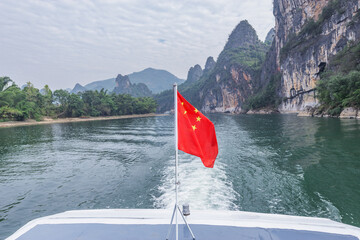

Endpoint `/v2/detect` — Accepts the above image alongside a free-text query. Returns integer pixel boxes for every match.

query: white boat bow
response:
[6,209,360,240]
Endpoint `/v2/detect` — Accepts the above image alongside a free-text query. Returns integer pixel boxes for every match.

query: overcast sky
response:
[0,0,274,90]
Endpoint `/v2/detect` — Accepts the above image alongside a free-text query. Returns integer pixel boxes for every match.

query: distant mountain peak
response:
[143,67,156,71]
[186,64,203,83]
[224,20,260,50]
[69,68,183,95]
[71,83,86,94]
[204,56,216,73]
[140,67,165,73]
[83,77,115,92]
[114,74,152,97]
[128,68,184,93]
[115,74,131,89]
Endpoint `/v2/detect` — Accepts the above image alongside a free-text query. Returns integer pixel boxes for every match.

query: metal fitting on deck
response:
[182,203,190,216]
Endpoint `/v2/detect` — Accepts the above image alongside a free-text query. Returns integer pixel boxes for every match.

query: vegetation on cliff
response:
[218,45,267,72]
[280,0,356,61]
[317,42,360,115]
[155,20,270,113]
[216,20,269,74]
[156,1,359,114]
[244,73,282,111]
[0,77,157,121]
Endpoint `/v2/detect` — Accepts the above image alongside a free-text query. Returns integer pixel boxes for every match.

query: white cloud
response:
[0,0,274,90]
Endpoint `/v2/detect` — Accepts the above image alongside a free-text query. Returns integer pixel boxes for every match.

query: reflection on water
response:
[0,115,360,239]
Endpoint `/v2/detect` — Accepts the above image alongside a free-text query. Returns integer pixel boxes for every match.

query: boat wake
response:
[154,152,238,210]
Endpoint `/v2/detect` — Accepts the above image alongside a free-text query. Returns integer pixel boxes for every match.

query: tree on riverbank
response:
[0,76,13,92]
[0,78,157,121]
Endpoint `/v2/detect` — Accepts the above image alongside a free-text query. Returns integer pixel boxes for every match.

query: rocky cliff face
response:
[274,0,360,112]
[155,56,217,113]
[154,21,271,113]
[185,56,216,84]
[199,20,269,113]
[113,74,152,97]
[265,28,275,44]
[155,1,360,114]
[204,56,216,74]
[115,74,131,90]
[186,64,203,84]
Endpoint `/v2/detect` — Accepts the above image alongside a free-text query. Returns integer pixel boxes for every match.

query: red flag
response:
[177,91,218,168]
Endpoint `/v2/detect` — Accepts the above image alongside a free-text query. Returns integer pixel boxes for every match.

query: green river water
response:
[0,114,359,238]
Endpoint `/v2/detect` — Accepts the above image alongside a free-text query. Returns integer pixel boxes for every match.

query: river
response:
[0,114,360,238]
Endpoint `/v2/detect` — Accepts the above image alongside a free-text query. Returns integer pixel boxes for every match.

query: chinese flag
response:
[177,91,218,168]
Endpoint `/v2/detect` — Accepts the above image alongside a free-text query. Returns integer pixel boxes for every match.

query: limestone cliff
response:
[155,21,270,113]
[156,1,360,114]
[199,20,269,113]
[186,64,203,84]
[154,56,217,113]
[113,74,152,97]
[265,28,275,44]
[274,0,360,112]
[204,56,216,74]
[185,56,216,84]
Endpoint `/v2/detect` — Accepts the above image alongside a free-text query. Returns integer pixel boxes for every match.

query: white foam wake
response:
[154,153,239,210]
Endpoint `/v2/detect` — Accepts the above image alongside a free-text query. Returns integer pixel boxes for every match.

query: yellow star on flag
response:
[196,116,201,122]
[181,102,184,105]
[192,125,197,131]
[184,110,187,114]
[194,108,199,113]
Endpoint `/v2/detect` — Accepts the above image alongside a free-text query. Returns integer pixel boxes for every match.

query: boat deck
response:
[7,209,360,240]
[16,223,359,240]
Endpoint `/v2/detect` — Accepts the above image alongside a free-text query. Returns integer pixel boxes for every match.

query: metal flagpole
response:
[166,83,195,240]
[174,83,179,240]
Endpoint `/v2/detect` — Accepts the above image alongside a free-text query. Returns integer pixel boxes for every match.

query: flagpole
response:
[165,84,195,240]
[173,83,178,240]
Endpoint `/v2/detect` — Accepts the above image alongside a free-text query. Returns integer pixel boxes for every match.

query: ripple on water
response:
[1,114,359,239]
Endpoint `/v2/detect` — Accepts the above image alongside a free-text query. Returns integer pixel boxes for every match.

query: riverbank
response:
[244,107,360,119]
[0,113,168,128]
